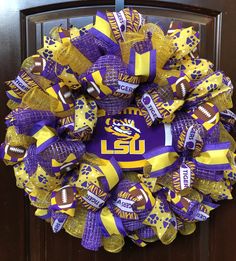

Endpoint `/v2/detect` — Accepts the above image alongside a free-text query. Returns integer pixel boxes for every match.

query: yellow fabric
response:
[100,207,121,236]
[32,126,57,148]
[99,159,120,190]
[145,151,179,174]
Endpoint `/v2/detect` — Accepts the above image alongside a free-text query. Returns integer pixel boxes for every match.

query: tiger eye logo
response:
[101,118,145,155]
[105,118,141,141]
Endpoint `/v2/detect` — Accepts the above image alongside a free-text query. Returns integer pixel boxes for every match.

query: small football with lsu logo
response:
[6,144,26,159]
[192,102,218,124]
[54,186,75,210]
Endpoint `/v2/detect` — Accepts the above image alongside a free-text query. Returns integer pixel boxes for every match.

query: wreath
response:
[1,7,236,253]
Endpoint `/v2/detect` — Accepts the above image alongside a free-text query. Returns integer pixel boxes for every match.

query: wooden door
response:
[0,1,235,260]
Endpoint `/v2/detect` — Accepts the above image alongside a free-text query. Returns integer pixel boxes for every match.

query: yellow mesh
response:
[22,87,59,112]
[179,222,196,235]
[186,189,203,202]
[193,178,232,201]
[139,23,164,37]
[102,234,124,253]
[64,206,88,238]
[209,91,233,112]
[160,224,177,245]
[124,172,140,182]
[7,100,19,110]
[29,188,51,209]
[152,38,174,69]
[29,165,62,191]
[155,69,180,87]
[142,236,158,243]
[54,42,92,75]
[21,56,34,71]
[5,126,35,148]
[120,32,144,64]
[14,162,29,189]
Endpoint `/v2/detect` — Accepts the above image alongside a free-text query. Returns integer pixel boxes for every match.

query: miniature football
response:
[5,144,26,159]
[54,186,75,210]
[129,188,148,208]
[58,84,74,104]
[175,76,191,99]
[192,102,218,124]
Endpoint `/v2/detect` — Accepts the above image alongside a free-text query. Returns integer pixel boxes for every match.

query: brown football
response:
[32,56,45,74]
[175,77,191,99]
[167,21,181,35]
[6,144,26,158]
[189,47,199,59]
[192,103,218,124]
[129,188,148,208]
[54,186,75,210]
[86,82,100,98]
[58,85,74,104]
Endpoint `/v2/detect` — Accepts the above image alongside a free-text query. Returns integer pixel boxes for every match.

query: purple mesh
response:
[157,85,174,101]
[195,169,224,181]
[81,211,102,251]
[94,37,110,55]
[41,59,64,83]
[24,144,38,176]
[71,32,102,63]
[38,140,85,175]
[96,95,132,115]
[133,39,153,54]
[84,55,126,86]
[5,108,56,135]
[171,111,220,148]
[170,200,200,221]
[222,122,232,132]
[137,226,156,239]
[81,55,132,115]
[110,179,150,231]
[123,219,145,232]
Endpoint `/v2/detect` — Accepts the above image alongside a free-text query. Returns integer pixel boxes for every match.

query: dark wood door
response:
[0,1,235,260]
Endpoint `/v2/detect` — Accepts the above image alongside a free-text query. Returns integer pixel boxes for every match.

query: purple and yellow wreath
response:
[1,7,236,253]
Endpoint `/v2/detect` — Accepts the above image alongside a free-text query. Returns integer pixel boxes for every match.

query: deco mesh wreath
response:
[1,7,236,253]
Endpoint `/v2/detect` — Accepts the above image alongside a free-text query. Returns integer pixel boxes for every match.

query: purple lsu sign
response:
[85,107,172,170]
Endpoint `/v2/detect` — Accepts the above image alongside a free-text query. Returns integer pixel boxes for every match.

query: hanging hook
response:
[115,0,125,12]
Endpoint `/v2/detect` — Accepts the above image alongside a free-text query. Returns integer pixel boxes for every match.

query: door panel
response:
[0,1,235,261]
[22,4,221,67]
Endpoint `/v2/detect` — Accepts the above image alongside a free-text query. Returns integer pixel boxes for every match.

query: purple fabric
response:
[81,55,133,115]
[171,111,220,152]
[41,59,64,83]
[71,32,102,63]
[195,169,224,181]
[38,140,85,175]
[24,144,38,176]
[5,108,56,135]
[133,40,153,54]
[137,226,156,239]
[81,211,102,251]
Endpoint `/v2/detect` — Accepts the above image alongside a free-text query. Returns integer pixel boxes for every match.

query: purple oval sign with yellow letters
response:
[85,107,173,170]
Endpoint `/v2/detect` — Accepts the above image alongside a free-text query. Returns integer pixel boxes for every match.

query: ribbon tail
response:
[144,146,179,177]
[194,142,231,170]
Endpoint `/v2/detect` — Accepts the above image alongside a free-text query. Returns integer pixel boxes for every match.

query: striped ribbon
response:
[128,48,156,82]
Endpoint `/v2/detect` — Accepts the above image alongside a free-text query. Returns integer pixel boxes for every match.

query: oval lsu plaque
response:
[85,107,173,170]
